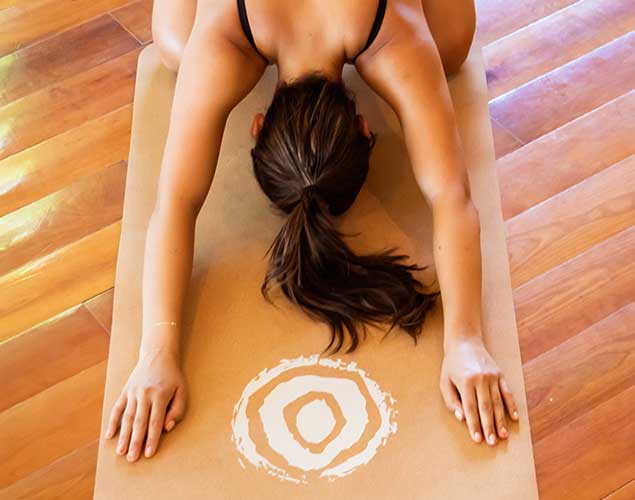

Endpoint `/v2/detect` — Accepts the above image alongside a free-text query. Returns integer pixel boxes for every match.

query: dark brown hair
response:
[251,71,439,355]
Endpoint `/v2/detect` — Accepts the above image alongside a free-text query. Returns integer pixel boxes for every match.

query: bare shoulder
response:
[353,0,445,122]
[183,0,268,113]
[194,0,269,65]
[352,0,469,200]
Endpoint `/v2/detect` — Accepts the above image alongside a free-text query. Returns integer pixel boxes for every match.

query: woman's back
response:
[195,0,394,80]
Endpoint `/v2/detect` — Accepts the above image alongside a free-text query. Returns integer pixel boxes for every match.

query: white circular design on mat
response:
[230,354,398,484]
[295,398,335,443]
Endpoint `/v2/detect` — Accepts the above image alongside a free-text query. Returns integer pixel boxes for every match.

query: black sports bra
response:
[237,0,387,65]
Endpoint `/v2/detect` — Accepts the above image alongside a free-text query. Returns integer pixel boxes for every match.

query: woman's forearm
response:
[430,190,484,352]
[140,203,198,359]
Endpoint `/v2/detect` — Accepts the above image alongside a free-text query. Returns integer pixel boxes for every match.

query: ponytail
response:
[261,184,440,355]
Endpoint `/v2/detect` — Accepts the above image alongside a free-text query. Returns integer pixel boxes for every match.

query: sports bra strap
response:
[351,0,387,64]
[237,0,270,64]
[236,0,387,66]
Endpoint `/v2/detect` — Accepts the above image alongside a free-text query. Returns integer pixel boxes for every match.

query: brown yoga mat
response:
[93,43,539,499]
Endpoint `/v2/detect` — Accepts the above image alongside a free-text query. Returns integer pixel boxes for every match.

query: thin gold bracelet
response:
[154,321,177,327]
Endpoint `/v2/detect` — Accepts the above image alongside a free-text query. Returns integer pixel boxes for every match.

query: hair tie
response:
[302,184,321,197]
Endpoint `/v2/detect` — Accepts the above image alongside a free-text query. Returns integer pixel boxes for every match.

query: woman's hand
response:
[440,335,518,446]
[104,347,188,462]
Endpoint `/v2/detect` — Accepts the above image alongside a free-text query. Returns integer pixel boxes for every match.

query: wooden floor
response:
[0,1,633,498]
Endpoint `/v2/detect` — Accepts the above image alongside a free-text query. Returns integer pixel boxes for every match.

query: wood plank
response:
[110,0,154,44]
[84,288,115,335]
[0,303,109,412]
[0,361,107,489]
[603,480,635,500]
[0,46,140,161]
[475,0,578,45]
[506,155,635,287]
[0,440,98,500]
[0,15,139,106]
[0,0,130,57]
[0,161,126,275]
[533,384,635,500]
[491,117,524,158]
[0,221,121,343]
[0,105,132,216]
[489,32,635,149]
[484,0,635,99]
[513,226,635,363]
[524,303,635,443]
[497,90,635,220]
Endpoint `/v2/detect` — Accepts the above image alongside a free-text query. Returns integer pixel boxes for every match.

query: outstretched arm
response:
[355,6,518,446]
[140,20,264,359]
[104,16,265,462]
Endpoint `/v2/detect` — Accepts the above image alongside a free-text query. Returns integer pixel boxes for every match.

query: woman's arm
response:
[355,7,518,446]
[140,23,265,358]
[105,16,266,462]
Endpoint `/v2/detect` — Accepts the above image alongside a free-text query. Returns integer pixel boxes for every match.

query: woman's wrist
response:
[139,324,182,360]
[139,344,180,360]
[443,326,484,353]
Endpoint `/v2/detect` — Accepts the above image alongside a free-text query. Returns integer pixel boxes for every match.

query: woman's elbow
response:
[431,182,481,227]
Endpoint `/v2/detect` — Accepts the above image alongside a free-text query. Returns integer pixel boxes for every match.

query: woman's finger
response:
[145,394,170,458]
[476,380,497,446]
[440,375,464,421]
[490,379,508,440]
[127,395,151,462]
[116,397,137,456]
[105,393,127,439]
[164,385,187,432]
[458,384,482,443]
[499,376,519,421]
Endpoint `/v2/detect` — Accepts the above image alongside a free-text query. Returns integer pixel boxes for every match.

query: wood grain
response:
[0,161,126,275]
[0,303,109,412]
[506,155,635,287]
[0,361,107,488]
[84,288,115,335]
[0,221,121,343]
[497,90,635,220]
[475,0,578,45]
[484,0,635,99]
[0,46,140,161]
[513,226,635,363]
[0,0,131,56]
[533,384,635,500]
[490,31,635,150]
[0,15,139,106]
[0,105,132,216]
[0,440,99,500]
[110,0,154,44]
[491,117,524,158]
[524,303,635,443]
[603,480,635,500]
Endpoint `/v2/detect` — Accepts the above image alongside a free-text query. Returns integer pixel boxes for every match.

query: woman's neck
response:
[276,54,344,87]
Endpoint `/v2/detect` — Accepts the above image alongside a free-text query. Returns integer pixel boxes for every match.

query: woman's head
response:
[251,71,374,217]
[250,71,439,355]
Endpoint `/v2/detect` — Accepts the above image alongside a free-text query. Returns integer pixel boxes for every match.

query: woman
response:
[104,0,520,463]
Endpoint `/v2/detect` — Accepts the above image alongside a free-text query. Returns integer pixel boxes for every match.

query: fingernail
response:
[127,451,136,461]
[473,431,481,442]
[145,445,153,457]
[488,433,496,445]
[117,444,125,455]
[454,409,463,421]
[166,420,175,432]
[500,427,508,437]
[513,410,519,420]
